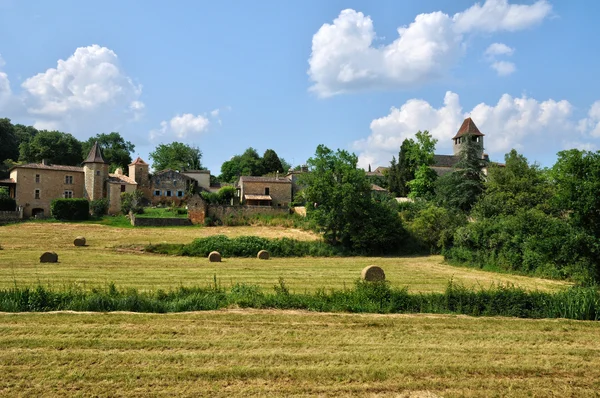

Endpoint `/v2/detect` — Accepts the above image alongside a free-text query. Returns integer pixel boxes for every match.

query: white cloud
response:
[150,113,210,141]
[485,43,514,57]
[490,61,516,76]
[578,101,600,138]
[15,45,143,135]
[308,1,551,96]
[210,109,220,117]
[453,0,552,33]
[354,91,580,168]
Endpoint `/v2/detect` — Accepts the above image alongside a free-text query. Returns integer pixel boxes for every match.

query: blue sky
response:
[1,0,599,173]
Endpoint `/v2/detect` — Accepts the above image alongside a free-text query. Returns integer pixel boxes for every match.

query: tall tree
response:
[388,131,437,197]
[82,132,135,173]
[435,133,485,212]
[149,142,203,171]
[551,149,600,238]
[219,147,265,182]
[19,130,83,166]
[300,145,404,253]
[261,149,285,174]
[0,118,18,164]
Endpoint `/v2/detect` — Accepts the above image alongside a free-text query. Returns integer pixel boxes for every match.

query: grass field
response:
[2,310,600,397]
[0,223,567,293]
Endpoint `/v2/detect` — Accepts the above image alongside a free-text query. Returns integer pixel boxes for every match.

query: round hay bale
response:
[361,265,385,282]
[208,251,221,262]
[257,250,270,260]
[40,251,58,263]
[73,236,86,247]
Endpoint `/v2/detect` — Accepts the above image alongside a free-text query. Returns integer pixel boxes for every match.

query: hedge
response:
[0,197,16,211]
[50,198,90,220]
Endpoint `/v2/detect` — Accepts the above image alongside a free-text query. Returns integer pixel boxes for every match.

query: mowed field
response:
[0,222,567,293]
[2,310,600,397]
[1,222,595,397]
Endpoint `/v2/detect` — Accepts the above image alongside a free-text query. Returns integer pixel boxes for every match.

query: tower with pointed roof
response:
[83,141,109,201]
[129,157,151,198]
[452,117,485,157]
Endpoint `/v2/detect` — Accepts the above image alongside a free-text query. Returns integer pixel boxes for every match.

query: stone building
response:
[237,175,292,207]
[5,142,136,217]
[128,157,151,199]
[6,162,85,218]
[150,169,196,206]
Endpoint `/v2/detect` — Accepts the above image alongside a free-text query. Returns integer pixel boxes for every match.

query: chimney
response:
[41,159,49,166]
[276,171,279,180]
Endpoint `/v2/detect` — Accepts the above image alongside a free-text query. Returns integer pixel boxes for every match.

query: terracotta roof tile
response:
[129,157,148,166]
[239,176,291,183]
[83,141,107,164]
[108,174,137,184]
[9,163,84,172]
[452,117,484,139]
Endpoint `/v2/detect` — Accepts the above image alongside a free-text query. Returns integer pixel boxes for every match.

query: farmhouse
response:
[237,175,292,207]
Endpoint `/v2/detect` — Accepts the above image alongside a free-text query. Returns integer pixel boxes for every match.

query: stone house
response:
[150,169,196,206]
[5,142,136,218]
[237,175,292,207]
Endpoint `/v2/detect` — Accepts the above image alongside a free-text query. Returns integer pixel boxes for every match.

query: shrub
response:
[121,190,144,215]
[50,198,89,220]
[0,197,16,211]
[90,198,109,217]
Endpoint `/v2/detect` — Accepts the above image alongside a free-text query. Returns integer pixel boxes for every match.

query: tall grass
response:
[1,281,598,320]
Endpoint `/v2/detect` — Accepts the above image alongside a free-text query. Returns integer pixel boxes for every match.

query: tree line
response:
[0,118,290,180]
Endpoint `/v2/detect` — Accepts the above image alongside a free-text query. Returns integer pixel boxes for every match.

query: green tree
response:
[0,118,18,165]
[473,150,553,218]
[82,132,135,173]
[219,147,265,182]
[551,149,600,237]
[300,145,404,253]
[261,149,285,174]
[149,142,203,171]
[408,164,438,200]
[19,130,83,166]
[388,131,437,197]
[435,133,485,212]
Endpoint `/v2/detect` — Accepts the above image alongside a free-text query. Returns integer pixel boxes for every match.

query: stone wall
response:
[130,213,192,227]
[242,180,292,207]
[150,170,193,206]
[0,208,23,223]
[187,194,207,225]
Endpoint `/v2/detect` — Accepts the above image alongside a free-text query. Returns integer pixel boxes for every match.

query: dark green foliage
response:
[0,118,18,168]
[301,145,405,254]
[435,133,485,212]
[201,186,236,205]
[81,133,135,173]
[90,198,110,217]
[121,190,145,215]
[19,130,83,166]
[1,281,599,321]
[219,147,264,182]
[50,198,89,220]
[0,196,16,211]
[147,235,344,257]
[387,131,437,197]
[262,149,285,174]
[149,142,203,171]
[405,204,467,253]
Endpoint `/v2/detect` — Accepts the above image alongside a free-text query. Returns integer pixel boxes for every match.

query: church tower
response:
[452,117,485,157]
[83,142,109,201]
[129,157,151,198]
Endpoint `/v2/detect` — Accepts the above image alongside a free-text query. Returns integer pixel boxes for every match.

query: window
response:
[177,190,184,197]
[265,187,270,195]
[65,175,73,184]
[64,190,73,198]
[154,190,161,196]
[173,180,177,186]
[35,189,40,199]
[96,170,100,176]
[35,174,40,183]
[166,190,172,197]
[121,185,126,193]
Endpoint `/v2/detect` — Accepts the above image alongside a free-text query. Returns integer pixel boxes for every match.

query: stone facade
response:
[238,176,292,207]
[187,194,290,225]
[182,170,211,190]
[128,157,152,199]
[107,170,137,215]
[83,162,109,201]
[10,165,85,218]
[150,170,195,206]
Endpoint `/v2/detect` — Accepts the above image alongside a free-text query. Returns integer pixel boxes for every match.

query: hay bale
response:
[208,251,221,262]
[361,265,385,282]
[73,236,86,247]
[257,250,270,260]
[40,252,58,263]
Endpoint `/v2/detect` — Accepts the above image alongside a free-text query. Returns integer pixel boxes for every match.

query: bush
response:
[50,198,89,220]
[121,190,144,215]
[90,198,109,217]
[0,197,16,211]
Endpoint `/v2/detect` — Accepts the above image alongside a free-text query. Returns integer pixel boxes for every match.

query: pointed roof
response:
[452,117,484,139]
[83,141,107,164]
[129,157,148,166]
